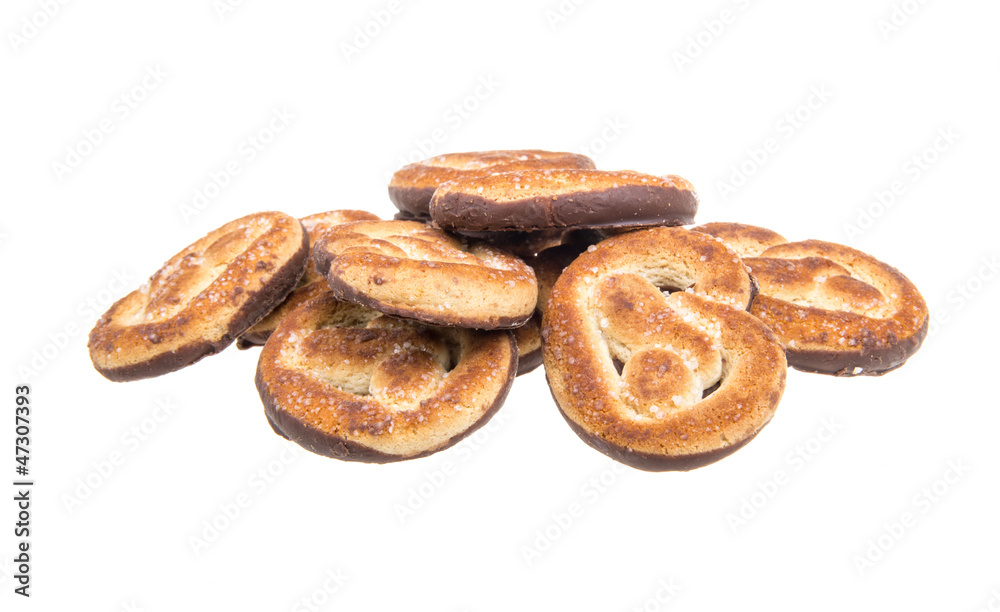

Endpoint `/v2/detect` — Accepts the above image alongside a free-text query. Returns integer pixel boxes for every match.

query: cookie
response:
[237,209,379,348]
[89,212,308,381]
[542,227,786,471]
[393,209,429,222]
[453,228,605,259]
[694,222,929,376]
[256,291,516,462]
[513,242,593,376]
[429,169,698,232]
[389,150,595,218]
[312,220,537,329]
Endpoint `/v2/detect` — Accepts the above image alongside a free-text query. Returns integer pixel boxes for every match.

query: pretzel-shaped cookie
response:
[256,291,516,462]
[89,212,308,381]
[389,150,595,218]
[693,222,928,376]
[237,209,379,348]
[313,220,537,329]
[430,169,698,232]
[542,227,786,471]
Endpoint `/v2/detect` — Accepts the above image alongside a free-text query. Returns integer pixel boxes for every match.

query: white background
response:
[3,0,999,610]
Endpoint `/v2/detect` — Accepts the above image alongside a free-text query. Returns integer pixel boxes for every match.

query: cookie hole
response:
[432,328,462,373]
[443,343,459,373]
[656,282,691,295]
[702,380,721,398]
[611,358,625,376]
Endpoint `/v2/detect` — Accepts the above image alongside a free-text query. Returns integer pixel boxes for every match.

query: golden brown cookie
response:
[256,292,516,462]
[89,212,308,381]
[542,227,786,471]
[693,222,928,376]
[389,150,595,218]
[430,169,698,232]
[312,220,537,329]
[237,209,379,348]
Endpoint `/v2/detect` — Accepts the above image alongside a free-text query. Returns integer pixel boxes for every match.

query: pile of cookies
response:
[88,150,929,471]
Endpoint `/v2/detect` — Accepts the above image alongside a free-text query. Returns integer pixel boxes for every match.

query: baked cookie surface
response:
[694,222,928,376]
[237,209,379,348]
[89,211,308,381]
[542,227,786,471]
[256,292,516,462]
[313,220,537,329]
[389,149,595,218]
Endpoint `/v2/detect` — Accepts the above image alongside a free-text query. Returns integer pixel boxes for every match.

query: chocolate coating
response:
[433,183,697,232]
[554,396,761,472]
[787,316,928,376]
[388,150,595,217]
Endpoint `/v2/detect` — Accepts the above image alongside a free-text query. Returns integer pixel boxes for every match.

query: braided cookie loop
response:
[256,292,516,462]
[542,227,786,471]
[430,169,698,233]
[694,222,928,376]
[313,220,537,329]
[88,211,308,381]
[389,149,595,218]
[237,209,379,348]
